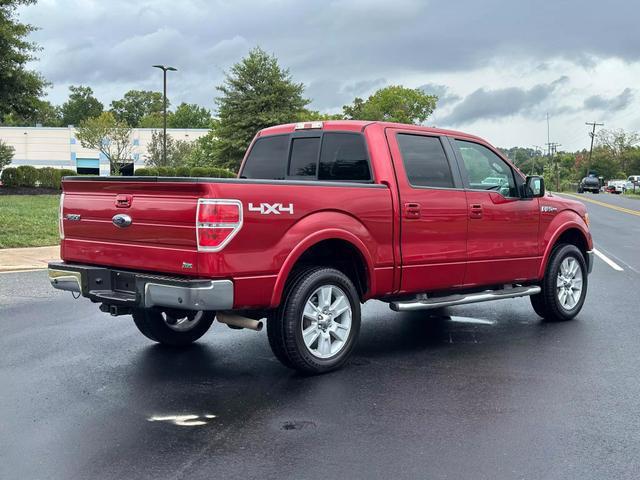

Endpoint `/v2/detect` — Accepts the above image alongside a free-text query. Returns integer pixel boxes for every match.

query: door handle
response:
[469,203,483,219]
[403,202,421,219]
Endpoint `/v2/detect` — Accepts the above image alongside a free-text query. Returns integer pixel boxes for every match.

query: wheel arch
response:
[538,221,592,279]
[270,230,375,308]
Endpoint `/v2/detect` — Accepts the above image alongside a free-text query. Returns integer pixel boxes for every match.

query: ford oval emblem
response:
[112,213,132,228]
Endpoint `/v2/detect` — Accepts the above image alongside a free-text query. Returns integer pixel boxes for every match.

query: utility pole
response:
[585,121,604,176]
[152,65,177,166]
[546,142,561,191]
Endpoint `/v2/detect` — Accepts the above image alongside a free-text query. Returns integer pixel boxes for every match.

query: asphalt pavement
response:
[1,192,639,480]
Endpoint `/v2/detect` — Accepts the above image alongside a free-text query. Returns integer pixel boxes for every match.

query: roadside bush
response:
[189,167,208,177]
[16,165,38,187]
[37,167,58,188]
[189,166,235,178]
[1,167,19,187]
[175,166,191,177]
[156,166,176,176]
[208,167,236,178]
[135,168,152,176]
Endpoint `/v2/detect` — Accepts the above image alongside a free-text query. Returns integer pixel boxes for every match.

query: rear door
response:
[386,129,468,293]
[450,138,540,287]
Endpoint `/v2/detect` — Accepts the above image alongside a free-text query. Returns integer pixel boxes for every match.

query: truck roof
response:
[258,120,486,143]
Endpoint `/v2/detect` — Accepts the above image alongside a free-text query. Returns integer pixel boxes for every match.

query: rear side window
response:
[397,134,454,188]
[289,137,320,177]
[319,133,371,181]
[241,135,288,179]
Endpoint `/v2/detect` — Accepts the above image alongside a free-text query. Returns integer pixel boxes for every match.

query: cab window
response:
[455,140,517,197]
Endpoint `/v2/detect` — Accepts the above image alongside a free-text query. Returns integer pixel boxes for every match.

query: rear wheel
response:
[530,244,588,322]
[267,267,361,374]
[132,308,214,346]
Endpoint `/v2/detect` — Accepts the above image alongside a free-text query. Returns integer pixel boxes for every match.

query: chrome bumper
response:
[48,263,233,311]
[587,250,594,274]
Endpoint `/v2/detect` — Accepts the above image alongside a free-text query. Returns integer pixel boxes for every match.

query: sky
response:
[20,0,639,150]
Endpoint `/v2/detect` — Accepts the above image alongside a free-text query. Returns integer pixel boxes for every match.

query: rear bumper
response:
[48,262,233,311]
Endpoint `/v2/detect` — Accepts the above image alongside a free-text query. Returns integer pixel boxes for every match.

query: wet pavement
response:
[1,194,639,479]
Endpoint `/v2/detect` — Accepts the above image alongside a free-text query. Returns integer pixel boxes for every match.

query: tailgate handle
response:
[115,194,132,208]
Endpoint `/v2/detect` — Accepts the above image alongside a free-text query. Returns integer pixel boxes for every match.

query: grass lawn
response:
[0,195,60,248]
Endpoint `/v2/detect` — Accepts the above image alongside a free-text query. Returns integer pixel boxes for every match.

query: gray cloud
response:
[19,0,640,112]
[584,88,633,111]
[441,77,569,125]
[419,83,461,108]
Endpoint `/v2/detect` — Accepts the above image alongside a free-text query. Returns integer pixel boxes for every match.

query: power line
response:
[585,121,604,176]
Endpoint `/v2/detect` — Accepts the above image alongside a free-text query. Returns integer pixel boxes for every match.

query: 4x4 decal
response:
[248,203,294,215]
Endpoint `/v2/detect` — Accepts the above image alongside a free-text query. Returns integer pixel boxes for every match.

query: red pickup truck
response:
[49,120,593,373]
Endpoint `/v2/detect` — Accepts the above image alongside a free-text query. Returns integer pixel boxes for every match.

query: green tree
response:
[75,112,132,175]
[110,90,165,127]
[0,140,15,170]
[342,85,437,124]
[61,85,103,126]
[2,99,61,126]
[213,47,310,170]
[0,0,48,121]
[138,112,165,128]
[168,102,213,129]
[144,130,195,167]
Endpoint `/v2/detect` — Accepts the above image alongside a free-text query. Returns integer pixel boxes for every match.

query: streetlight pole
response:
[152,65,177,166]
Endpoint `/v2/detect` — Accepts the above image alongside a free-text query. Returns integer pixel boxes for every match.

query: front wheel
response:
[267,267,361,374]
[132,308,214,346]
[530,244,588,321]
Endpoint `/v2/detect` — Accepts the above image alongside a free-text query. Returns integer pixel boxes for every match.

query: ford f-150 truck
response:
[49,120,594,373]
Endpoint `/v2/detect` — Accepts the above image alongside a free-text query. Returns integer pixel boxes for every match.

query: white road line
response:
[593,248,624,272]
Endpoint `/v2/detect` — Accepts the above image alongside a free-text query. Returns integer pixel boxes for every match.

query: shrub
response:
[135,168,152,176]
[188,166,235,178]
[189,167,208,177]
[16,165,39,187]
[156,166,176,177]
[175,166,191,177]
[37,167,58,188]
[1,167,19,187]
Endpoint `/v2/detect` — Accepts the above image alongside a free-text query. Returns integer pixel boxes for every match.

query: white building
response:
[0,126,209,175]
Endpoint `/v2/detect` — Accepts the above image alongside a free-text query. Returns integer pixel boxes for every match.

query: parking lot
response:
[1,192,639,480]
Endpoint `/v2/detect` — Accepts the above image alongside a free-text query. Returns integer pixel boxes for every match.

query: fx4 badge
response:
[248,203,294,215]
[541,205,558,213]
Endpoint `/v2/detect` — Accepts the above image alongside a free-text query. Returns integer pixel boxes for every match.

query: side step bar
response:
[390,286,541,312]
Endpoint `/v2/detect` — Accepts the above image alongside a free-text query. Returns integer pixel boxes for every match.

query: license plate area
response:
[113,271,136,293]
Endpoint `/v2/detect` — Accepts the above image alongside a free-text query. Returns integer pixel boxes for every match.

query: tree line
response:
[1,0,638,183]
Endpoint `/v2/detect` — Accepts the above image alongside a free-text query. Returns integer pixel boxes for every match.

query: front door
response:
[386,129,468,294]
[452,138,540,287]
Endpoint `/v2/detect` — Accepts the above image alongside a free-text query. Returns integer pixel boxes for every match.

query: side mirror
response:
[525,176,545,198]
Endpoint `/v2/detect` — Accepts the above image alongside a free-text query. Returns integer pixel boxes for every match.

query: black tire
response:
[577,187,583,193]
[266,268,311,369]
[530,244,588,322]
[132,308,214,346]
[267,266,361,374]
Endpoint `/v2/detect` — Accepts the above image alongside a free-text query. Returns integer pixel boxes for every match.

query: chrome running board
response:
[390,286,541,312]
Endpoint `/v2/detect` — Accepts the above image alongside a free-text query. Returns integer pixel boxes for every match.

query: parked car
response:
[607,179,627,194]
[578,174,600,193]
[49,120,594,373]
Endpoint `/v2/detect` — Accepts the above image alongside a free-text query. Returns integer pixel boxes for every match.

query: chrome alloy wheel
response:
[301,285,353,359]
[556,257,583,310]
[162,311,203,332]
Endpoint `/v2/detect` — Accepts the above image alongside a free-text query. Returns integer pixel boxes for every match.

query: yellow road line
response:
[559,193,640,217]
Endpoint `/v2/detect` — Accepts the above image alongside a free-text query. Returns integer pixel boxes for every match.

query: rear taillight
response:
[59,193,65,240]
[196,199,243,252]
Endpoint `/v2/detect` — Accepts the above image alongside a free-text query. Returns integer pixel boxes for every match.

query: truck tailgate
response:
[61,179,207,276]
